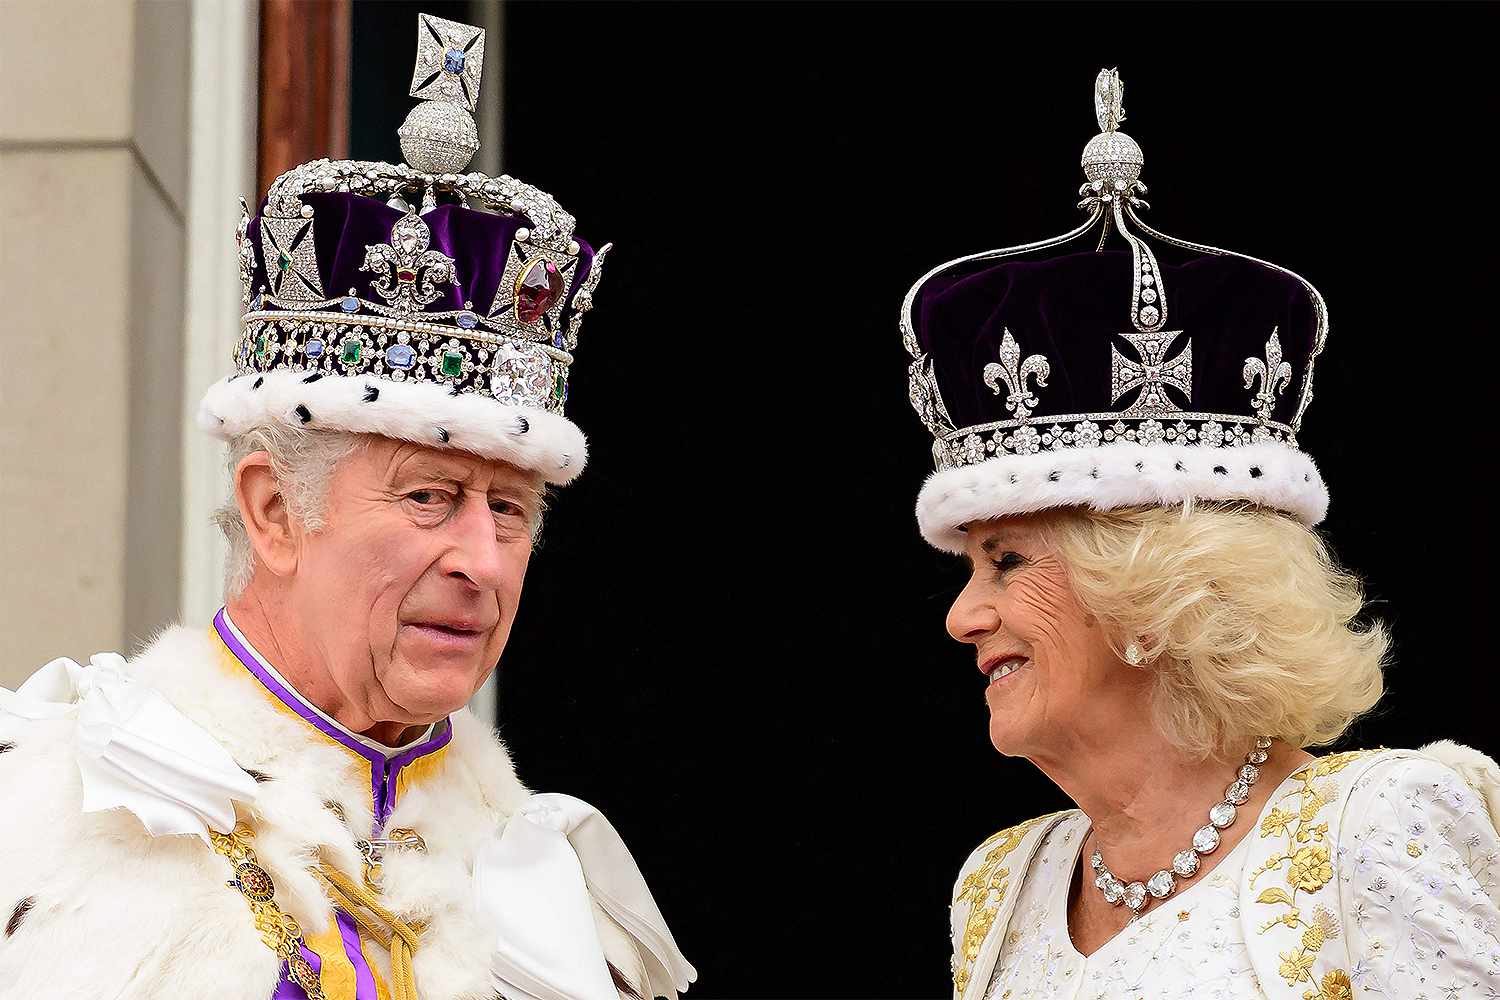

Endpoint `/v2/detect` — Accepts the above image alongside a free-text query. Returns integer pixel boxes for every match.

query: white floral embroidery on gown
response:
[982,813,1263,1000]
[981,756,1500,1000]
[1338,755,1500,998]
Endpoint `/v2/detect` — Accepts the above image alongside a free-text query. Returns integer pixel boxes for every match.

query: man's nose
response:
[439,496,509,591]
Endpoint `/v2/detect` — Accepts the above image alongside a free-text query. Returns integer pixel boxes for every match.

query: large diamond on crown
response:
[489,342,555,408]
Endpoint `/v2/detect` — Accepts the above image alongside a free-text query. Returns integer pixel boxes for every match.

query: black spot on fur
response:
[0,741,13,754]
[1090,468,1099,479]
[6,897,34,938]
[1249,466,1263,479]
[1304,473,1311,482]
[1213,465,1228,476]
[1047,471,1060,482]
[363,385,379,402]
[1007,474,1018,485]
[243,768,273,783]
[302,372,324,384]
[515,416,529,434]
[436,426,450,443]
[253,376,264,390]
[1134,461,1144,472]
[1174,461,1185,472]
[449,384,462,396]
[295,404,313,424]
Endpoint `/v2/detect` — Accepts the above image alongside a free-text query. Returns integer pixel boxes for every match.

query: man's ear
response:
[235,451,299,579]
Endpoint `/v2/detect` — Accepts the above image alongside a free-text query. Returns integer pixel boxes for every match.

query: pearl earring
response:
[1124,642,1143,666]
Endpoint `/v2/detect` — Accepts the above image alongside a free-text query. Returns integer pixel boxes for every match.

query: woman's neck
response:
[1028,729,1308,879]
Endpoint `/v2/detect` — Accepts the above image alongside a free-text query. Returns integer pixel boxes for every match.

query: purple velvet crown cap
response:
[911,250,1319,433]
[245,192,596,322]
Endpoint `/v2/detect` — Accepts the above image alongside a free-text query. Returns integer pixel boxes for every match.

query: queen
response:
[901,70,1500,999]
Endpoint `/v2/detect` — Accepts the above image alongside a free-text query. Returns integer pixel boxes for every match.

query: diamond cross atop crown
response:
[398,13,486,175]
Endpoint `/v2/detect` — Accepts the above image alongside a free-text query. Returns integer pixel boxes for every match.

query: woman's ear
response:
[235,451,299,579]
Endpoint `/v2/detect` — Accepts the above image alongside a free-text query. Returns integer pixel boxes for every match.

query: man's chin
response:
[385,653,492,718]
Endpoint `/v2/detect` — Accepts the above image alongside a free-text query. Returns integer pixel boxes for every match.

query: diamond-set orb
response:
[1089,737,1273,917]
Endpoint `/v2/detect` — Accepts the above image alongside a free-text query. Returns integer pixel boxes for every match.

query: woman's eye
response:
[993,551,1026,572]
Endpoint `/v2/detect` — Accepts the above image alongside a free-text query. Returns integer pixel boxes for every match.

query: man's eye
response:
[489,498,523,517]
[408,490,449,505]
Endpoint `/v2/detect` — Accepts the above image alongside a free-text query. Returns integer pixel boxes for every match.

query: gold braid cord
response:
[210,825,328,999]
[211,827,426,1000]
[315,861,425,1000]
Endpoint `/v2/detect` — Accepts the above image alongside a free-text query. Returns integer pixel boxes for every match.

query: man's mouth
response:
[979,656,1029,686]
[403,620,490,645]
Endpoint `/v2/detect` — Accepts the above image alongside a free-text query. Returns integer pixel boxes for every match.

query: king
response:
[0,14,693,1000]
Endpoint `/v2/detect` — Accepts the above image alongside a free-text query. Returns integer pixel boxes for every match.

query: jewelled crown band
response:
[901,69,1332,549]
[202,13,607,484]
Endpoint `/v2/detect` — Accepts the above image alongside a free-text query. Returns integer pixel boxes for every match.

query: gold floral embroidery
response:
[1250,749,1385,996]
[951,814,1057,996]
[1287,845,1333,893]
[1304,969,1353,1000]
[1405,840,1422,858]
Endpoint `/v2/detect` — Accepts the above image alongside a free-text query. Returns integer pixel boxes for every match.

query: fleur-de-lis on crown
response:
[361,212,457,315]
[1243,328,1294,422]
[983,329,1050,421]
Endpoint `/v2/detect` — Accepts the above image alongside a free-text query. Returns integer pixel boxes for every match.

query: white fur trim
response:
[198,371,586,485]
[1419,740,1500,829]
[0,625,649,998]
[916,440,1329,553]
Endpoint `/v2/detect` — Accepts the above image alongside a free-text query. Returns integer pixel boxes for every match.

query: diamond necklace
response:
[1088,736,1273,916]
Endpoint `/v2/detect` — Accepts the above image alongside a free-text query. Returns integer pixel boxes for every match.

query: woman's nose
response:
[946,578,1001,644]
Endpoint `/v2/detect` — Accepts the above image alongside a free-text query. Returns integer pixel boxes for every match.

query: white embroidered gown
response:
[971,752,1500,1000]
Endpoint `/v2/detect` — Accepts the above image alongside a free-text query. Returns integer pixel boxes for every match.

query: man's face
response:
[289,439,541,727]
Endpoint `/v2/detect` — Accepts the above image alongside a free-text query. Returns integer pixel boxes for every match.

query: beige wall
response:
[1,1,191,681]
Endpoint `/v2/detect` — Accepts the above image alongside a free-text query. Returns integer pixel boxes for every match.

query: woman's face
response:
[946,515,1149,760]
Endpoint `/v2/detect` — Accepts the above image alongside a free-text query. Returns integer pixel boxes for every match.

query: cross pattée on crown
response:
[409,13,485,112]
[1110,330,1192,416]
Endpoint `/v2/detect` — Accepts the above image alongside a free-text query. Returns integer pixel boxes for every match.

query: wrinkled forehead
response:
[962,511,1073,555]
[363,436,544,492]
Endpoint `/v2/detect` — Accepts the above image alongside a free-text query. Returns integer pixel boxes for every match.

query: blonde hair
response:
[1045,502,1387,759]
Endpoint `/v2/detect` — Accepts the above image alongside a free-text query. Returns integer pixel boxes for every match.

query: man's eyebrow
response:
[389,461,467,484]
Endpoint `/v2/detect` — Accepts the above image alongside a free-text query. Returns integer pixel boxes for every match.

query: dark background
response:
[353,4,1493,996]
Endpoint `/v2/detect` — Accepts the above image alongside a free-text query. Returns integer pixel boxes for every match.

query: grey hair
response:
[213,427,369,598]
[213,427,548,598]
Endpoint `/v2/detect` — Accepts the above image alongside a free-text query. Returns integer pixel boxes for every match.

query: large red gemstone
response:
[514,259,564,325]
[396,268,417,283]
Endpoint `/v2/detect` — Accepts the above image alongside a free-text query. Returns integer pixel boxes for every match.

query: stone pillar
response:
[0,1,197,681]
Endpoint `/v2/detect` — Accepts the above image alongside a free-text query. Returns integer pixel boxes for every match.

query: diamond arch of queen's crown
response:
[898,66,1328,472]
[230,13,612,417]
